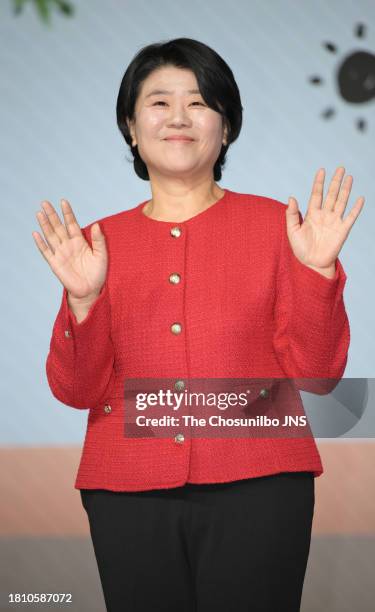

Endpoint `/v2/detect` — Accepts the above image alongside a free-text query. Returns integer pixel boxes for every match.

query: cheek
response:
[138,111,164,134]
[195,115,223,140]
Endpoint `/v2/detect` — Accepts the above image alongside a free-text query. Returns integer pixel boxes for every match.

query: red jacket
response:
[46,188,350,491]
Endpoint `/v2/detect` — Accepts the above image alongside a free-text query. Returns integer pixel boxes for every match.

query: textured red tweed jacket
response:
[46,188,350,492]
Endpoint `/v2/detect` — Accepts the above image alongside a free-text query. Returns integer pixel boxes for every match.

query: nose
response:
[165,102,192,128]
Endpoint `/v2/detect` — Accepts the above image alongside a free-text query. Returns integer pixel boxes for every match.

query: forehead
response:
[139,66,200,98]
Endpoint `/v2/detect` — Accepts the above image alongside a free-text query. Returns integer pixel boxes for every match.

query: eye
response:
[152,101,206,106]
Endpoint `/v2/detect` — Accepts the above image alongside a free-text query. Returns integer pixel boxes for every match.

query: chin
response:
[158,162,199,174]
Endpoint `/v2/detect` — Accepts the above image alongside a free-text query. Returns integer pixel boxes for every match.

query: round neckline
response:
[137,188,230,226]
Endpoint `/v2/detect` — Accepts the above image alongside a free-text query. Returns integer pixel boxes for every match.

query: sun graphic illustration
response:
[309,22,375,132]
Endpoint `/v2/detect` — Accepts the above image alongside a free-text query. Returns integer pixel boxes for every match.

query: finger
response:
[36,205,62,253]
[286,197,302,233]
[335,174,353,217]
[343,196,365,231]
[32,230,55,265]
[60,199,83,239]
[40,200,69,242]
[324,166,346,211]
[90,222,107,256]
[307,168,325,211]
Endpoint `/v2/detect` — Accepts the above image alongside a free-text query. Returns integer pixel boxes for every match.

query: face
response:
[126,65,228,180]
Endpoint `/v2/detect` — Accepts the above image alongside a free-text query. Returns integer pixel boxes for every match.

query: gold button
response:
[104,404,112,414]
[174,380,185,391]
[170,227,182,238]
[259,388,269,399]
[64,330,71,338]
[171,323,182,334]
[174,433,185,444]
[169,273,181,284]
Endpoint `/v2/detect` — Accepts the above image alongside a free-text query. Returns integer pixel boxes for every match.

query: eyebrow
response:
[144,89,201,99]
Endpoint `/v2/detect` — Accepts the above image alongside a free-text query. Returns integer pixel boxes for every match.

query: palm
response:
[32,199,108,300]
[286,167,365,270]
[49,233,107,299]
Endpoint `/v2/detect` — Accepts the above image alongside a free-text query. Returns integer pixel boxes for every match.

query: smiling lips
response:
[164,136,195,142]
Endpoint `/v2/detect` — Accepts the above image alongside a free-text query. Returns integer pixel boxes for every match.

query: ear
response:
[222,122,229,147]
[126,118,137,147]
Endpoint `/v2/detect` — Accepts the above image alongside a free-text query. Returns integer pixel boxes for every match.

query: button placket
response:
[169,226,186,444]
[169,226,183,337]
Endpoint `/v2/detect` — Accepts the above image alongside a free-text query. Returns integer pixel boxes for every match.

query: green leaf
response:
[34,0,51,23]
[11,0,75,23]
[54,0,74,16]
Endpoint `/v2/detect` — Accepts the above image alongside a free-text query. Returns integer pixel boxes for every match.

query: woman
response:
[33,38,364,612]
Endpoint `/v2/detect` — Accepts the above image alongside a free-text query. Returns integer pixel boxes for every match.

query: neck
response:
[143,180,225,222]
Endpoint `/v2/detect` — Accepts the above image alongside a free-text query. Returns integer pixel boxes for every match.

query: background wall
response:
[0,1,374,611]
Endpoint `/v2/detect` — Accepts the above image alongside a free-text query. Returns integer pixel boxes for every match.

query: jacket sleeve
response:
[272,206,350,383]
[45,224,116,409]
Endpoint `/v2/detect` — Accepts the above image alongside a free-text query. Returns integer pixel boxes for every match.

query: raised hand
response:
[32,199,108,301]
[286,167,365,277]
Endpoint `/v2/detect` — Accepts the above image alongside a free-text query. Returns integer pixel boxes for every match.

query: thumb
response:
[286,197,302,233]
[90,222,106,256]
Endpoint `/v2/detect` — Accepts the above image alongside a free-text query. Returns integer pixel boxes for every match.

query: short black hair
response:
[116,37,243,181]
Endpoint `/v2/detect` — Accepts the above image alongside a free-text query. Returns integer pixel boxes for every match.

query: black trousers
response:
[80,471,315,612]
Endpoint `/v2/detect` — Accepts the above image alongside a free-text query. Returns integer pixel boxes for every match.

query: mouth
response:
[164,137,195,142]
